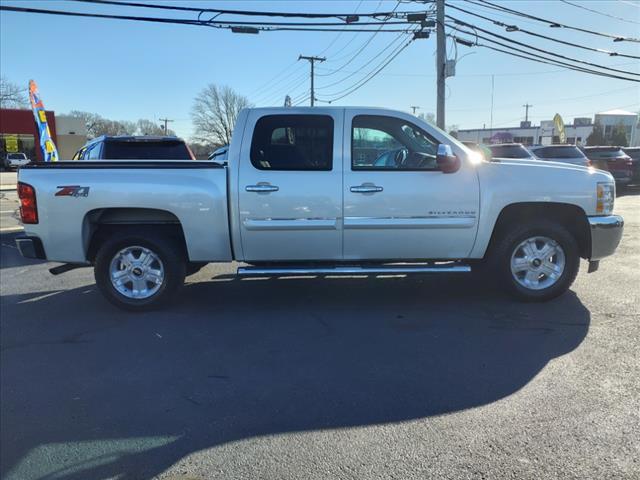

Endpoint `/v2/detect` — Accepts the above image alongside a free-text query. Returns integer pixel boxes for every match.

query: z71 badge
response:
[55,185,90,197]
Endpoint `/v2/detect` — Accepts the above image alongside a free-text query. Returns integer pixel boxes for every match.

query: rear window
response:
[102,140,193,160]
[584,148,626,159]
[534,146,585,159]
[488,144,532,159]
[624,149,640,160]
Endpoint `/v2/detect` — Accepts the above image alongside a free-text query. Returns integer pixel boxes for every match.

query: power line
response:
[315,0,367,56]
[559,0,640,26]
[448,29,640,83]
[315,62,639,78]
[447,17,640,77]
[316,30,410,90]
[473,0,640,42]
[317,37,416,103]
[69,0,426,20]
[317,29,418,98]
[0,5,416,32]
[448,2,640,59]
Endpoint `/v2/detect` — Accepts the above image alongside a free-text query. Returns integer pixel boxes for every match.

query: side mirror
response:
[436,144,461,173]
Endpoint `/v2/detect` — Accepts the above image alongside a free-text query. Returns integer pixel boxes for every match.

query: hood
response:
[482,157,614,183]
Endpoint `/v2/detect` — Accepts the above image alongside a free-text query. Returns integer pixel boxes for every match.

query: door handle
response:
[350,185,383,193]
[246,184,279,193]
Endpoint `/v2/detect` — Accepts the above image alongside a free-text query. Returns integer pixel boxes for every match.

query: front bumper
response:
[589,215,624,261]
[16,235,46,260]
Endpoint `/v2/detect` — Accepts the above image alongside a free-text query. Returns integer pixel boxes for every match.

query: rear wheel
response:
[94,228,186,311]
[490,221,580,301]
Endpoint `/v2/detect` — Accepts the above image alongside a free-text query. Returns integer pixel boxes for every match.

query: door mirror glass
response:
[436,144,460,173]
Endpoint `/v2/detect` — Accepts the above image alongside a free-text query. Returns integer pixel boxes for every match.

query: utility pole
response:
[436,0,445,130]
[298,55,325,107]
[410,106,420,115]
[522,103,533,123]
[159,118,173,135]
[490,75,495,130]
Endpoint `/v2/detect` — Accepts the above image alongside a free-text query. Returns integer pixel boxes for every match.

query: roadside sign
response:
[5,135,19,152]
[553,113,566,144]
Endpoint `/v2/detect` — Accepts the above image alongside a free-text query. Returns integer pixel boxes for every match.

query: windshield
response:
[8,153,26,159]
[534,146,586,159]
[103,141,193,160]
[489,144,532,159]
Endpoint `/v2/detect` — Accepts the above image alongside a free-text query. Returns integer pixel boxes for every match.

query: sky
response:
[1,0,639,140]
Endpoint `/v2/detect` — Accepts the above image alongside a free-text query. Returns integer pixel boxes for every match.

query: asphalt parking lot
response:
[1,189,638,480]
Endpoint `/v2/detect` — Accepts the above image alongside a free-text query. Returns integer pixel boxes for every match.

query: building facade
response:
[457,110,640,147]
[0,109,88,162]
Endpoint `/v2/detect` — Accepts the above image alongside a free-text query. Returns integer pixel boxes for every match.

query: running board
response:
[237,264,471,276]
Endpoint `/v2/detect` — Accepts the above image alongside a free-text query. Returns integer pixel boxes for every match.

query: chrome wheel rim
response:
[510,236,565,291]
[109,246,165,299]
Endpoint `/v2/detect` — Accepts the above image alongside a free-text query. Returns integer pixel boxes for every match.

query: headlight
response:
[596,182,615,215]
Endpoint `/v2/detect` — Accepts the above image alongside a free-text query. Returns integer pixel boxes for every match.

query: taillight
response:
[17,182,38,224]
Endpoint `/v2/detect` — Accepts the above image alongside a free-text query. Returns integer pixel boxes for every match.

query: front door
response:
[238,110,343,262]
[343,111,480,260]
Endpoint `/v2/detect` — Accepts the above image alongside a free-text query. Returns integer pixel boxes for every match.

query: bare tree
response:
[0,76,28,108]
[136,119,165,136]
[191,84,250,145]
[68,111,104,138]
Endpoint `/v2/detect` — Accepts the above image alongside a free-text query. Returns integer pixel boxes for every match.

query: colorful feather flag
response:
[29,80,59,162]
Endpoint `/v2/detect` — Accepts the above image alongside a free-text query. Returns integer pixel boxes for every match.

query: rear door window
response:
[250,115,333,170]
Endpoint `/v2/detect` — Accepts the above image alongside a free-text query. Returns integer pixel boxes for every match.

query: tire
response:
[489,220,580,302]
[94,228,186,311]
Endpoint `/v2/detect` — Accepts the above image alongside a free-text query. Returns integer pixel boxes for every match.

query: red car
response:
[582,146,633,186]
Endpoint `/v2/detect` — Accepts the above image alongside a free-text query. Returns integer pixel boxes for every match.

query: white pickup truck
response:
[16,107,623,310]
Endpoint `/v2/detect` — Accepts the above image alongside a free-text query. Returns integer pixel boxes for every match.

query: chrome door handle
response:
[246,184,279,193]
[350,185,383,193]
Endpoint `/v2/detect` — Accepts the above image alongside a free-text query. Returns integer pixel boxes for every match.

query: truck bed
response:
[18,161,232,263]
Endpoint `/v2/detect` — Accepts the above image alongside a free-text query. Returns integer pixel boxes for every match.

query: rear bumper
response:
[589,215,624,261]
[16,235,46,260]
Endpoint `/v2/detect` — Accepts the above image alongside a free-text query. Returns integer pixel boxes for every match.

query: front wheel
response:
[94,228,186,311]
[490,221,580,302]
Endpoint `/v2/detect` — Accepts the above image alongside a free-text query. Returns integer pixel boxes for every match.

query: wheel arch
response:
[485,202,591,259]
[84,208,188,262]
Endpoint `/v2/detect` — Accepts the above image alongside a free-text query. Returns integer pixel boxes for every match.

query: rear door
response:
[343,111,480,260]
[238,110,343,261]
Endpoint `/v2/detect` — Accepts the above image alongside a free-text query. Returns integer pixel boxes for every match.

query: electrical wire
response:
[317,36,416,102]
[448,29,640,83]
[473,0,640,42]
[447,17,640,76]
[559,0,640,25]
[315,29,411,89]
[0,5,416,32]
[68,0,421,19]
[449,2,640,59]
[318,0,404,77]
[315,0,366,56]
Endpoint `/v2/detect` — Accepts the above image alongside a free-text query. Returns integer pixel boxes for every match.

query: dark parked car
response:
[622,147,640,183]
[528,144,590,167]
[582,146,633,186]
[73,135,195,160]
[487,143,535,160]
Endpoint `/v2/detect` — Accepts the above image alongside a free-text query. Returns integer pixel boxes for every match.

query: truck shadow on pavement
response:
[1,267,591,479]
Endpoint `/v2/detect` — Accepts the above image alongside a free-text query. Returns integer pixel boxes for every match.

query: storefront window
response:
[1,134,36,161]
